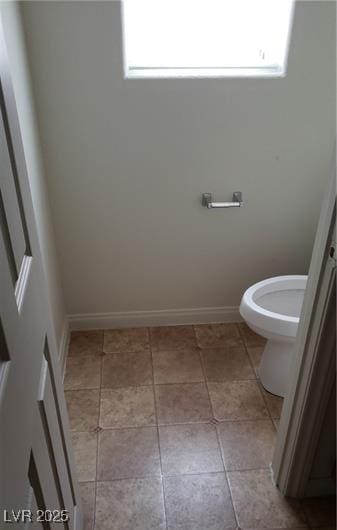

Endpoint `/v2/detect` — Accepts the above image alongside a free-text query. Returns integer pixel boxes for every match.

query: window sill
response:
[124,66,286,79]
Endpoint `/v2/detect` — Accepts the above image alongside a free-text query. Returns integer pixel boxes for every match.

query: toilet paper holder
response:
[202,191,243,209]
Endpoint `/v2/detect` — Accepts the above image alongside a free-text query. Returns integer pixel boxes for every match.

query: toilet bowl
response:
[240,275,307,397]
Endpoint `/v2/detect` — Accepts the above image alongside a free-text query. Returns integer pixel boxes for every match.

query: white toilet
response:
[240,275,307,397]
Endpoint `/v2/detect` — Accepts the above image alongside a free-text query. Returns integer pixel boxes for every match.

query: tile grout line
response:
[237,324,281,429]
[101,343,264,354]
[78,464,277,484]
[257,380,281,427]
[69,414,281,435]
[237,323,260,376]
[195,324,240,530]
[92,333,104,530]
[68,377,260,392]
[149,329,169,530]
[192,324,220,426]
[69,413,280,437]
[213,325,242,529]
[155,377,257,385]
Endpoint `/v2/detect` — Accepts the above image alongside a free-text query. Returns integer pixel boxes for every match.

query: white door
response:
[0,16,82,529]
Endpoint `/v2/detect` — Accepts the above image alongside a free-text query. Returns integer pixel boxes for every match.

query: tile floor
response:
[65,323,336,530]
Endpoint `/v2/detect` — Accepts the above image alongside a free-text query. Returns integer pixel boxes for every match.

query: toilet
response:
[240,275,307,398]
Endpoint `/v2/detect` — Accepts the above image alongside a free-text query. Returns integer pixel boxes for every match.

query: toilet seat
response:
[240,275,307,340]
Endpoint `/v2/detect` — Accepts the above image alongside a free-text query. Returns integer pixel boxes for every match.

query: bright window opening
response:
[122,0,294,79]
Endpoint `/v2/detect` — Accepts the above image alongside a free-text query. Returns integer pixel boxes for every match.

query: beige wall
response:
[1,2,67,347]
[21,1,335,323]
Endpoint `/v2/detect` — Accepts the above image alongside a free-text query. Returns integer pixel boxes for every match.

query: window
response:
[122,0,294,79]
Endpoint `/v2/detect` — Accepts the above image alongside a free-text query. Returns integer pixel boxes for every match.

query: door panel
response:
[38,356,74,524]
[0,186,19,285]
[0,12,82,529]
[0,317,10,393]
[0,110,27,275]
[30,434,61,530]
[25,492,45,530]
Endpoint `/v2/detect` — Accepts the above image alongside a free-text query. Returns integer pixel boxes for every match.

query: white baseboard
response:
[59,318,70,380]
[68,306,242,330]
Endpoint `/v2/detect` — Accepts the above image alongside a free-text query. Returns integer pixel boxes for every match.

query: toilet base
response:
[258,340,293,398]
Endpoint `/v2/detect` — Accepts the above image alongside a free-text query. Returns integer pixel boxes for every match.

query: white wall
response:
[21,1,335,325]
[1,2,67,345]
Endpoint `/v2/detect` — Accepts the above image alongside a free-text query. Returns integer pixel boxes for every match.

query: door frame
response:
[272,164,336,497]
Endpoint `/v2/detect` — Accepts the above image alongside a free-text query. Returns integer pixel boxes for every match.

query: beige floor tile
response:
[246,345,264,375]
[208,381,269,420]
[155,383,212,424]
[218,420,276,471]
[150,325,197,351]
[101,351,152,389]
[238,322,266,347]
[194,323,242,349]
[302,496,336,527]
[227,469,307,528]
[159,423,223,476]
[164,473,236,530]
[97,427,161,480]
[65,389,99,432]
[103,327,149,353]
[95,478,166,530]
[64,354,101,390]
[71,431,97,482]
[68,330,103,357]
[79,482,95,530]
[152,349,203,384]
[100,387,155,429]
[260,384,284,419]
[201,346,255,382]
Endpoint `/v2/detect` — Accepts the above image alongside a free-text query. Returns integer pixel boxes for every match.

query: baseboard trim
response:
[59,318,70,381]
[68,306,242,330]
